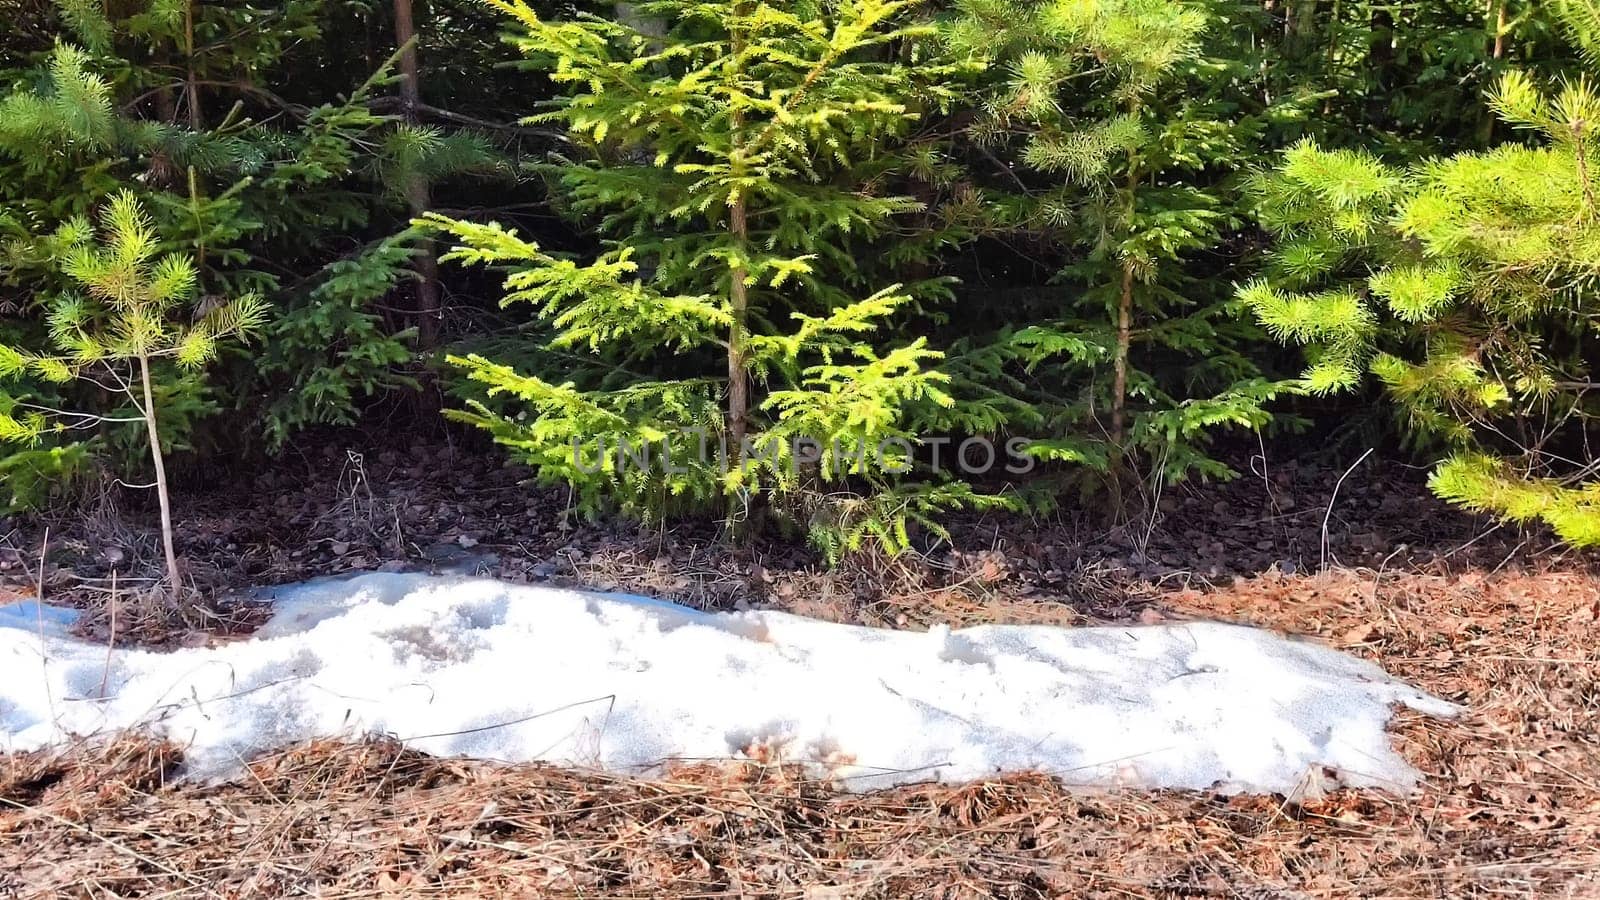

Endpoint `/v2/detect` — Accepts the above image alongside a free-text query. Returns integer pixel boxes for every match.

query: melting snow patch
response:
[0,598,80,638]
[0,573,1456,792]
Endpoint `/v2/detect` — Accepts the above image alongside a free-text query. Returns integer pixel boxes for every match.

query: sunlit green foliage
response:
[0,192,267,432]
[943,0,1289,493]
[2,0,1597,563]
[1244,2,1600,546]
[426,0,1024,558]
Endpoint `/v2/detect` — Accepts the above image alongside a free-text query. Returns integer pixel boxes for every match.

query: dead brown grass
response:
[570,543,1144,629]
[2,567,1597,898]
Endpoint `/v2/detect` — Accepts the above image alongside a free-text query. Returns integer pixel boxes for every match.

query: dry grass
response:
[569,543,1143,629]
[7,484,268,646]
[307,450,407,559]
[2,567,1598,897]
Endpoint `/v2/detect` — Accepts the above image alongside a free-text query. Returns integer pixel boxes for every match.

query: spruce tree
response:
[1241,0,1600,546]
[944,0,1283,497]
[0,192,266,597]
[426,0,1010,558]
[0,0,499,480]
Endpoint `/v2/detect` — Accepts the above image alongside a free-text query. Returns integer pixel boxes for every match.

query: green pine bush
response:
[0,3,500,471]
[1242,2,1600,546]
[944,0,1287,499]
[0,192,266,595]
[425,0,1021,560]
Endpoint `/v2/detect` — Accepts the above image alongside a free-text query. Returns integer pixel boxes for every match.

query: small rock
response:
[456,534,479,549]
[421,542,465,562]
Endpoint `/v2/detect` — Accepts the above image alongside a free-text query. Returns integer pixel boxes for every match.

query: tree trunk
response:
[727,195,750,463]
[1284,0,1318,47]
[393,0,442,347]
[614,2,666,40]
[1110,156,1140,456]
[1111,258,1134,451]
[184,0,202,129]
[1107,157,1140,518]
[1492,0,1507,59]
[726,7,750,473]
[1479,0,1508,145]
[149,79,178,187]
[139,354,182,601]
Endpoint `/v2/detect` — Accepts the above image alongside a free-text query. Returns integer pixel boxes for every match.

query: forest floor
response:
[1,437,1598,897]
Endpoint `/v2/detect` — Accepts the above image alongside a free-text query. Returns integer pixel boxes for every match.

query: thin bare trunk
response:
[139,355,181,600]
[1324,0,1340,72]
[1111,259,1134,450]
[1492,0,1507,59]
[726,6,750,472]
[1102,258,1136,520]
[1110,156,1139,454]
[184,0,202,129]
[149,80,178,186]
[1285,0,1317,46]
[727,196,750,462]
[1480,0,1508,145]
[1106,153,1141,518]
[394,0,442,347]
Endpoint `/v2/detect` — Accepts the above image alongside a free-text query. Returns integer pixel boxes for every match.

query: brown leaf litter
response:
[0,437,1550,646]
[2,566,1598,897]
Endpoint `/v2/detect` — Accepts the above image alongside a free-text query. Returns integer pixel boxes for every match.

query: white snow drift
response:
[0,573,1455,792]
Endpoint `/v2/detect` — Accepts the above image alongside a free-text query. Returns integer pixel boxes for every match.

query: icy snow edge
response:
[0,573,1457,793]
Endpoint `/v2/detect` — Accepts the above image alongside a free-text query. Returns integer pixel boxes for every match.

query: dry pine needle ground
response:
[2,567,1598,898]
